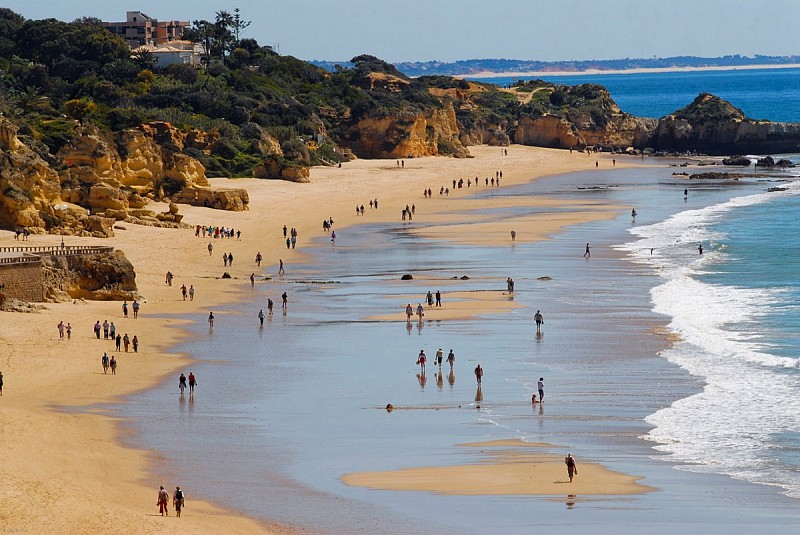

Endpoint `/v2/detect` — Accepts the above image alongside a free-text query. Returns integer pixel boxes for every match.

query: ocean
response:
[469,67,800,122]
[115,69,800,533]
[618,167,800,498]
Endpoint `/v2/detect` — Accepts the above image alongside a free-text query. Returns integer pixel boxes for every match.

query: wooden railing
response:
[0,254,42,266]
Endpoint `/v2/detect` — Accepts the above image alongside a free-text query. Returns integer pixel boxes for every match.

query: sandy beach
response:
[465,63,800,80]
[0,145,648,533]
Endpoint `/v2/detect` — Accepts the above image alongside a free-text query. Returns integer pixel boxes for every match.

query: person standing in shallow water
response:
[474,364,483,385]
[534,310,544,333]
[538,377,544,402]
[584,243,591,258]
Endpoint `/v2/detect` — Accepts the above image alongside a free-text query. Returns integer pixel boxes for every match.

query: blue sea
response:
[470,67,800,122]
[618,170,800,498]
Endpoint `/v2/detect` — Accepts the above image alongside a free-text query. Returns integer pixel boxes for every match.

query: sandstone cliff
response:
[0,119,251,236]
[511,85,657,150]
[40,250,138,302]
[644,93,800,154]
[345,102,469,158]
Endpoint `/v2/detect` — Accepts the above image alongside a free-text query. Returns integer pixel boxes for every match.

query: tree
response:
[131,48,156,70]
[232,8,251,42]
[63,98,96,124]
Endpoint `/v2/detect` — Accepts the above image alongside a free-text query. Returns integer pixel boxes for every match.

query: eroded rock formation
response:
[345,102,469,158]
[644,93,800,154]
[40,250,138,302]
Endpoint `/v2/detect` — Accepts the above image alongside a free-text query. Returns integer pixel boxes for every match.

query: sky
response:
[3,0,799,63]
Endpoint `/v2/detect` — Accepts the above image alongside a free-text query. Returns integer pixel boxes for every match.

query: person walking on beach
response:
[66,322,72,340]
[103,320,109,339]
[417,350,427,372]
[102,352,109,374]
[173,486,185,517]
[208,312,214,328]
[538,377,545,402]
[181,284,187,300]
[157,486,169,516]
[698,244,704,255]
[279,259,285,275]
[258,309,265,326]
[282,292,288,309]
[132,335,138,353]
[0,371,3,396]
[109,322,115,340]
[416,303,424,322]
[122,301,128,318]
[58,321,65,340]
[123,333,130,352]
[109,356,117,375]
[565,453,578,482]
[435,348,444,369]
[584,243,591,258]
[250,273,255,287]
[94,320,101,339]
[188,372,197,394]
[267,299,274,315]
[447,349,455,371]
[534,310,544,333]
[426,290,433,306]
[435,290,441,307]
[405,303,413,322]
[255,252,262,266]
[132,300,140,319]
[179,373,187,395]
[474,364,483,385]
[684,188,688,199]
[115,334,122,351]
[208,242,213,256]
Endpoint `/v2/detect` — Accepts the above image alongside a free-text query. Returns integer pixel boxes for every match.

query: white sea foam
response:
[617,180,800,497]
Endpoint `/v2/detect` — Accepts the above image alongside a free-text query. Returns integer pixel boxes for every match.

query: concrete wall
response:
[0,261,43,302]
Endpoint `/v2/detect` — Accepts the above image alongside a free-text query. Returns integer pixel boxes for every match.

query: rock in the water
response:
[401,274,413,280]
[722,156,751,166]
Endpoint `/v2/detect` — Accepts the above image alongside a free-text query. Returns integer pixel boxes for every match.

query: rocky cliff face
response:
[40,250,138,302]
[0,120,76,233]
[0,119,250,236]
[345,102,469,158]
[513,107,656,150]
[643,93,800,154]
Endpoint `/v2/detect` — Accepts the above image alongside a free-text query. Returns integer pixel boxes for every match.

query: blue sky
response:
[4,0,799,63]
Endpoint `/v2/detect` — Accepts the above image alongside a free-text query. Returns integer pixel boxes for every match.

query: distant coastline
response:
[464,63,800,80]
[311,55,800,79]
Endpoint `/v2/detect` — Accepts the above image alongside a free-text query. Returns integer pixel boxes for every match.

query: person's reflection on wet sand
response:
[566,494,576,509]
[448,370,455,387]
[475,385,483,402]
[406,321,413,335]
[417,371,427,389]
[436,371,444,390]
